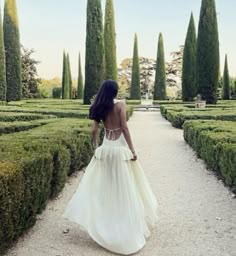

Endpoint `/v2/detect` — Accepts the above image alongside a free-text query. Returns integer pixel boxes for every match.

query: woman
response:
[63,80,158,255]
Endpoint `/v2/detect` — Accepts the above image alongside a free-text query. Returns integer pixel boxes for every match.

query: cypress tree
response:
[0,8,6,101]
[62,52,70,99]
[84,0,104,104]
[104,0,117,80]
[77,53,83,99]
[130,33,140,99]
[67,53,73,99]
[3,0,22,101]
[61,51,66,98]
[154,33,166,100]
[182,13,197,101]
[196,0,220,104]
[223,54,230,100]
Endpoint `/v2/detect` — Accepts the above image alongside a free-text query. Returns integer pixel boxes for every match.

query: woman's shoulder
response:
[114,99,126,106]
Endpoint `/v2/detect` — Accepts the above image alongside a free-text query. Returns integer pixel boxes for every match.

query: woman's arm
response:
[92,120,99,148]
[120,102,137,160]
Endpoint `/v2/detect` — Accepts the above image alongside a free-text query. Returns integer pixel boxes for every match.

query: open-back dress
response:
[63,102,158,255]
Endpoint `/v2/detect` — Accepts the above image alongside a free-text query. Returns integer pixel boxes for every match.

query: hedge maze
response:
[160,100,236,191]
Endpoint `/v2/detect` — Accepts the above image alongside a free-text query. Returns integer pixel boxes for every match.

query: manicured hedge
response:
[0,104,134,120]
[160,104,236,128]
[153,100,184,105]
[0,112,56,122]
[0,107,89,119]
[126,100,141,105]
[184,120,236,187]
[0,119,94,254]
[0,119,53,135]
[7,99,83,106]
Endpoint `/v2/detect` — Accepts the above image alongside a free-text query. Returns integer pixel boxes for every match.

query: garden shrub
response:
[126,99,141,105]
[0,118,93,254]
[0,119,53,135]
[183,120,236,187]
[0,112,56,122]
[160,104,236,128]
[52,87,62,99]
[0,108,89,119]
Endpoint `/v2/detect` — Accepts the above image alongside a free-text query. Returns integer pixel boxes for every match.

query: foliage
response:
[0,112,55,122]
[39,77,61,98]
[62,51,70,99]
[0,106,89,119]
[104,0,117,80]
[77,53,84,99]
[67,53,73,99]
[52,87,62,99]
[184,120,236,186]
[0,118,94,254]
[125,100,141,105]
[230,78,236,99]
[154,33,166,100]
[222,55,230,100]
[196,0,220,104]
[0,8,6,101]
[0,119,51,135]
[21,46,41,99]
[160,103,236,128]
[84,0,104,104]
[182,13,197,101]
[130,33,141,100]
[3,0,22,101]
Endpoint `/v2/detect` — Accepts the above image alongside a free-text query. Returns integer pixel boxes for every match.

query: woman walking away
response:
[63,80,158,255]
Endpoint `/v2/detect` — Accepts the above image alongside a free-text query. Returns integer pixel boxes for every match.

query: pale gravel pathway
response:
[6,111,236,256]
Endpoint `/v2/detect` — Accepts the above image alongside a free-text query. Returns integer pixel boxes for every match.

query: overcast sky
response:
[2,0,235,78]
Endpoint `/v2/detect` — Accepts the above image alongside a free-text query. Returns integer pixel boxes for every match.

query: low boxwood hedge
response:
[183,120,236,187]
[153,100,184,105]
[0,112,56,122]
[0,107,89,119]
[126,100,141,105]
[161,105,236,128]
[0,119,94,254]
[0,119,54,135]
[0,105,134,121]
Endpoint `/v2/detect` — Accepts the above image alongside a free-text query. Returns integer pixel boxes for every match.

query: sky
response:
[1,0,235,78]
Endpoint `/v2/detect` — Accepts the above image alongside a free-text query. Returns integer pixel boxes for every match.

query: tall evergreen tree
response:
[182,13,197,101]
[61,51,66,98]
[62,51,70,99]
[77,53,83,99]
[104,0,117,80]
[0,8,6,101]
[3,0,22,101]
[67,53,73,99]
[223,54,230,100]
[130,33,140,99]
[196,0,220,104]
[154,33,166,100]
[84,0,104,104]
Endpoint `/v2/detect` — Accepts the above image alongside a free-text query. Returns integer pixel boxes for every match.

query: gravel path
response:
[6,111,236,256]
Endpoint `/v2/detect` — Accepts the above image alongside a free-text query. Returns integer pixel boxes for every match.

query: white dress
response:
[63,118,158,255]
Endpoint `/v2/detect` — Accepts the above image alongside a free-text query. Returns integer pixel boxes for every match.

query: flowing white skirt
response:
[63,133,158,255]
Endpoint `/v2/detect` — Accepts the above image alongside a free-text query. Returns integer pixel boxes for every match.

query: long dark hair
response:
[89,80,118,123]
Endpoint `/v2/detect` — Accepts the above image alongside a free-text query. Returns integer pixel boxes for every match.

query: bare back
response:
[92,99,135,157]
[103,101,122,140]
